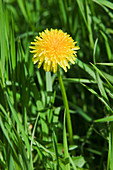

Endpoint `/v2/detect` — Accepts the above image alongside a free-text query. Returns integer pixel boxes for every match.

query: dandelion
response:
[30,29,80,145]
[29,29,80,73]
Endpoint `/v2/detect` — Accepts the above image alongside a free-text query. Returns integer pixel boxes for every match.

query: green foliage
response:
[0,0,113,169]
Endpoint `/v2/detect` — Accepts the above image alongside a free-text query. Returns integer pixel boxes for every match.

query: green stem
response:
[109,122,113,170]
[57,68,73,145]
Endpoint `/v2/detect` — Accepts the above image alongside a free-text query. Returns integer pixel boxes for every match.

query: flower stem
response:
[57,68,73,145]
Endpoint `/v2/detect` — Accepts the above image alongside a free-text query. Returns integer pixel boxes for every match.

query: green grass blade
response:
[56,95,92,122]
[11,18,16,71]
[81,83,113,112]
[63,78,96,84]
[76,59,96,80]
[0,0,6,88]
[95,115,113,123]
[69,156,77,170]
[63,110,70,170]
[17,0,29,21]
[101,71,113,84]
[93,0,113,10]
[109,123,113,170]
[85,0,94,48]
[71,105,92,122]
[30,113,40,170]
[58,0,67,25]
[93,0,113,18]
[38,98,49,141]
[52,131,59,169]
[5,92,30,157]
[96,63,113,66]
[96,72,109,103]
[9,154,14,170]
[0,116,22,169]
[100,31,112,61]
[76,0,88,31]
[93,38,98,64]
[90,63,113,91]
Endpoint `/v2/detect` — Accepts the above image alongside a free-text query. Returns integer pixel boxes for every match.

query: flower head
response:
[29,29,80,73]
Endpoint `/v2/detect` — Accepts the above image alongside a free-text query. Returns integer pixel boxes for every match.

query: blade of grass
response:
[56,95,92,122]
[90,63,113,91]
[69,156,77,170]
[63,78,96,84]
[95,115,113,123]
[85,0,94,48]
[58,0,67,26]
[30,113,40,170]
[11,18,16,71]
[5,92,30,157]
[93,38,98,64]
[0,116,22,169]
[75,59,96,80]
[96,63,113,66]
[52,131,59,170]
[0,0,6,88]
[93,0,113,19]
[9,154,14,170]
[93,0,113,10]
[81,83,113,113]
[100,31,112,61]
[96,72,109,103]
[38,100,49,141]
[17,0,29,21]
[101,71,113,84]
[109,122,113,170]
[63,110,70,170]
[76,0,89,31]
[0,0,5,76]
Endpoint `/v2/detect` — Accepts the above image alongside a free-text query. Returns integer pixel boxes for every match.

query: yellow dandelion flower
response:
[29,29,80,73]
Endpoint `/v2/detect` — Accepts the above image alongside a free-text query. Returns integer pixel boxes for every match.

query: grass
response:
[0,0,113,169]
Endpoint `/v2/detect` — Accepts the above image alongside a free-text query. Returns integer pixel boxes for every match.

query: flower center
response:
[48,38,65,56]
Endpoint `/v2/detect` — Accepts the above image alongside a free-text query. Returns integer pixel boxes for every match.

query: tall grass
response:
[0,0,113,169]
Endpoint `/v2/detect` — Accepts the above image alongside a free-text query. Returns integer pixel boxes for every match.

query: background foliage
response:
[0,0,113,169]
